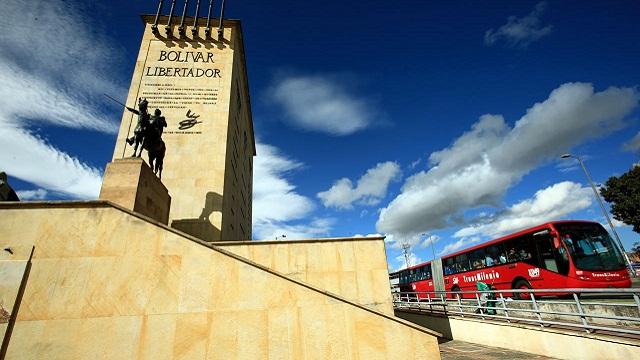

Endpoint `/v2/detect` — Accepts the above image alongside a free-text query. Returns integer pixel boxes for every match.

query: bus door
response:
[535,233,569,276]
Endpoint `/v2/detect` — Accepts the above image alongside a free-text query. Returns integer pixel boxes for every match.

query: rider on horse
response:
[125,98,152,157]
[150,108,167,137]
[108,95,167,178]
[144,108,167,179]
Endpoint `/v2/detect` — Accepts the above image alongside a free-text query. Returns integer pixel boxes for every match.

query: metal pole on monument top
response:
[178,0,190,37]
[217,0,226,41]
[192,0,202,35]
[205,0,214,38]
[152,0,164,33]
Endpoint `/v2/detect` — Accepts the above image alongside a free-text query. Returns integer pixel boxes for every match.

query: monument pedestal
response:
[99,158,171,224]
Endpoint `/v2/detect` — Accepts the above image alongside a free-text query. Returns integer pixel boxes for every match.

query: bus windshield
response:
[555,223,625,271]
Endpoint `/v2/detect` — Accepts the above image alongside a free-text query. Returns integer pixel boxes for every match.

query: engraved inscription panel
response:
[133,41,227,137]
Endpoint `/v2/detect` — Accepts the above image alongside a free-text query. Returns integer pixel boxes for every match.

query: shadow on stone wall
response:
[395,309,453,342]
[158,34,233,51]
[171,191,222,241]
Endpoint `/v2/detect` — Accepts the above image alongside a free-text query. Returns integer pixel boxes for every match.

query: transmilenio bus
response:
[392,221,631,299]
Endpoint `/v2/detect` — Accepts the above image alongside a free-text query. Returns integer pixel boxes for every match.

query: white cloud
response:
[439,237,481,256]
[353,233,384,238]
[409,158,422,170]
[254,218,333,240]
[393,251,423,271]
[15,188,48,201]
[623,132,640,152]
[419,234,440,249]
[385,232,437,251]
[0,63,118,134]
[0,0,126,98]
[0,125,103,198]
[376,83,639,241]
[384,234,439,271]
[603,218,630,229]
[253,143,314,223]
[252,142,333,239]
[318,161,401,209]
[611,218,627,228]
[485,2,553,47]
[454,181,593,239]
[269,74,379,135]
[0,0,126,199]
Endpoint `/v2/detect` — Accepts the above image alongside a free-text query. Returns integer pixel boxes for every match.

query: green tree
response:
[632,242,640,258]
[600,165,640,233]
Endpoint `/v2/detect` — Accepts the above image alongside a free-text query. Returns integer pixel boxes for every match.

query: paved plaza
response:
[439,340,557,360]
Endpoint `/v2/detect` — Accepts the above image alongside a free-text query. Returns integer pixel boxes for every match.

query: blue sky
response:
[1,0,639,271]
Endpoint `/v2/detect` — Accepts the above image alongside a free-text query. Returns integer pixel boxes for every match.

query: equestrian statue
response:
[104,95,167,179]
[125,98,167,179]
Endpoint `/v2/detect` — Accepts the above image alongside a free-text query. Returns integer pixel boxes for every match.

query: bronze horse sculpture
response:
[144,111,167,179]
[125,98,166,178]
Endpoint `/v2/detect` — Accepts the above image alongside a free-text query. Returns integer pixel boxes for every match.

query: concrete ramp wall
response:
[396,309,639,360]
[0,202,440,359]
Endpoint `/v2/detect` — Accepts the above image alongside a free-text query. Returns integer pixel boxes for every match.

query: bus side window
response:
[505,239,518,263]
[470,249,486,269]
[455,254,469,272]
[486,244,503,266]
[522,236,537,265]
[509,235,536,265]
[504,238,523,263]
[444,257,455,274]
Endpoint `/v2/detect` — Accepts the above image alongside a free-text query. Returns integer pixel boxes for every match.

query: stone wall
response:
[99,158,171,224]
[219,27,254,241]
[0,202,440,359]
[216,238,394,315]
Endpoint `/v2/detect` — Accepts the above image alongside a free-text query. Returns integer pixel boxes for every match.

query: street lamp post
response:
[430,235,436,260]
[275,234,286,240]
[560,154,634,274]
[422,233,437,261]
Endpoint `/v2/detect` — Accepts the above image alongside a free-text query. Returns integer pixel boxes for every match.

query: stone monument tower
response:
[110,5,255,242]
[0,3,442,357]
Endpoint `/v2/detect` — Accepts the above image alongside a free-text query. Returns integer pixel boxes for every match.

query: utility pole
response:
[561,153,634,275]
[401,242,411,269]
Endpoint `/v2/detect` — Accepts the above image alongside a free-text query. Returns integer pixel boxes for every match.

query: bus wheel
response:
[513,279,533,300]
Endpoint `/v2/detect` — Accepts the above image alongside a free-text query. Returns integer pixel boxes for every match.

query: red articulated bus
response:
[394,220,631,299]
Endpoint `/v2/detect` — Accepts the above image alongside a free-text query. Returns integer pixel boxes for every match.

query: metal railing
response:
[393,288,640,337]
